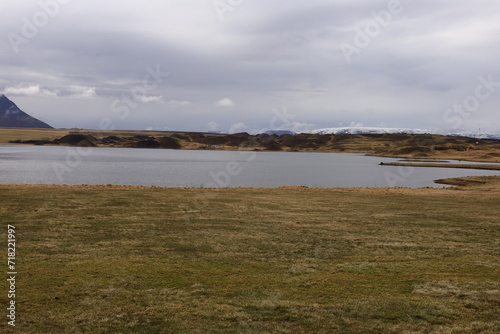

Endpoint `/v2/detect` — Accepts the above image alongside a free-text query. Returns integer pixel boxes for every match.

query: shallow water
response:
[0,145,498,188]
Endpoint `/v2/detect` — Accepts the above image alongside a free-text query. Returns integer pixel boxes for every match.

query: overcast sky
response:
[1,0,500,134]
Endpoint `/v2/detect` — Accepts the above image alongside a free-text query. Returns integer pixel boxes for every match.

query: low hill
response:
[3,127,500,163]
[0,95,53,128]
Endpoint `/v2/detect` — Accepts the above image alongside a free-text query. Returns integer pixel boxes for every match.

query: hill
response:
[0,95,53,128]
[2,127,500,163]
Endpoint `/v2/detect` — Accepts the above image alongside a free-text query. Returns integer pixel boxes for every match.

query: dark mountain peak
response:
[0,94,21,117]
[0,94,12,103]
[0,94,12,108]
[0,95,53,129]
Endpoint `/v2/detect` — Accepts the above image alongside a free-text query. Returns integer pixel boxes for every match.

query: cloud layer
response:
[1,0,499,133]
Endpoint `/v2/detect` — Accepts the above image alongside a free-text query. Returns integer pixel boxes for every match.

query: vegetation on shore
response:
[1,176,499,333]
[381,162,500,171]
[2,127,500,163]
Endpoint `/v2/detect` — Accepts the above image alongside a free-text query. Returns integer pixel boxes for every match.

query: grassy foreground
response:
[1,178,499,333]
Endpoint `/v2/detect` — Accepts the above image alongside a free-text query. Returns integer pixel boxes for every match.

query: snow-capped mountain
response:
[445,131,500,140]
[278,126,500,140]
[313,127,500,139]
[308,127,431,135]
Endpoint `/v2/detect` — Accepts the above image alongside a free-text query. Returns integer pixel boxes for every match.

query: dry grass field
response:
[0,127,73,143]
[2,127,500,163]
[0,128,176,145]
[0,177,499,333]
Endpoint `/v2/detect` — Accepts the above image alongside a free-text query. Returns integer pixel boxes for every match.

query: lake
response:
[0,145,498,188]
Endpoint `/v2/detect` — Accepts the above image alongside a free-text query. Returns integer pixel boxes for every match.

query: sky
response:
[1,0,500,134]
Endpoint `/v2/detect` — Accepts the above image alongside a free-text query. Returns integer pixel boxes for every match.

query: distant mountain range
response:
[266,126,500,140]
[0,93,498,140]
[0,95,53,128]
[309,126,430,135]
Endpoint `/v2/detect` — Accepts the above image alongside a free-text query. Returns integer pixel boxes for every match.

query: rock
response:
[264,140,283,151]
[134,139,160,148]
[102,136,121,144]
[198,136,228,145]
[170,133,190,141]
[56,134,98,146]
[186,132,206,142]
[158,137,181,149]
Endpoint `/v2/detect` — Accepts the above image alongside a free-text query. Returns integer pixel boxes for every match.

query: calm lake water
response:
[0,145,498,188]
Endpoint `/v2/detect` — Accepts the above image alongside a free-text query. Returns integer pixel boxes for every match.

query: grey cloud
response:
[1,0,499,133]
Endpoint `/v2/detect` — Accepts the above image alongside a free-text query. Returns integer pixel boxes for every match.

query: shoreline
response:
[3,141,500,163]
[2,128,500,163]
[379,162,500,171]
[2,158,498,333]
[1,175,499,190]
[2,144,500,190]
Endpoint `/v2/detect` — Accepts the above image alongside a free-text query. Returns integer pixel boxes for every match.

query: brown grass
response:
[0,127,73,143]
[0,176,499,333]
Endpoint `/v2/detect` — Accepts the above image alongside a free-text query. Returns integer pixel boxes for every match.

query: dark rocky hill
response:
[0,94,53,128]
